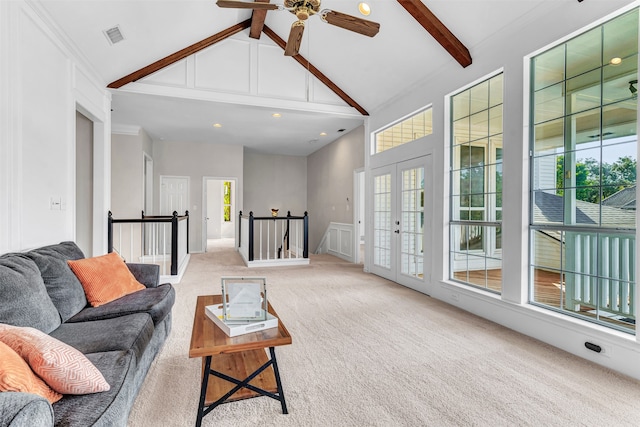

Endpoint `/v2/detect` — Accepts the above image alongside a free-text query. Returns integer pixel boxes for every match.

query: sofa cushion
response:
[52,350,136,427]
[68,252,145,307]
[25,241,88,322]
[0,392,54,427]
[0,324,110,395]
[0,341,62,404]
[126,263,160,288]
[66,284,175,326]
[50,313,154,364]
[0,254,61,333]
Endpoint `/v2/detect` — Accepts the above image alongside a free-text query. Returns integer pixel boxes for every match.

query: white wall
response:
[307,126,365,250]
[153,140,243,253]
[0,0,111,254]
[243,149,307,218]
[366,0,640,379]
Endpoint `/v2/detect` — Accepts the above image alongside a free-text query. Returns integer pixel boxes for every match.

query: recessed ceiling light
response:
[320,132,327,136]
[610,57,622,65]
[213,123,222,128]
[358,2,371,16]
[272,113,282,118]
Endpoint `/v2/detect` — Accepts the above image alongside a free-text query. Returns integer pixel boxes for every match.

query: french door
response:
[371,156,431,293]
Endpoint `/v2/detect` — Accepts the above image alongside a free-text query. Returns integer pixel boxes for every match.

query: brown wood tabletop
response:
[189,295,292,359]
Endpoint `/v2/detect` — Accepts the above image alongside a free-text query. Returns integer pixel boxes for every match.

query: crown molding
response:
[111,124,141,136]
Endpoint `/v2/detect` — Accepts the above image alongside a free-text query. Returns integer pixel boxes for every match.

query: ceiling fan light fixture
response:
[358,2,371,16]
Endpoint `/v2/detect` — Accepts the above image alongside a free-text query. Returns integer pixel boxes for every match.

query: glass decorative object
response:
[221,277,267,322]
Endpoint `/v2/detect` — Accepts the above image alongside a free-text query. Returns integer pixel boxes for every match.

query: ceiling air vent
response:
[103,25,125,45]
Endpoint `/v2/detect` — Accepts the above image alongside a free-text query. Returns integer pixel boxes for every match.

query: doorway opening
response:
[75,111,93,257]
[203,177,237,252]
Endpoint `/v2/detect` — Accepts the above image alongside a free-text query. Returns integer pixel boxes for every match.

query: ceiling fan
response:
[216,0,380,56]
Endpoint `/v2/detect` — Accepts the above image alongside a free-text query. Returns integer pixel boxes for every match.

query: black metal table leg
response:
[195,356,212,427]
[269,347,288,414]
[195,348,288,426]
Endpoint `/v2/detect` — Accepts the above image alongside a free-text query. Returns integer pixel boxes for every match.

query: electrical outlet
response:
[50,196,61,210]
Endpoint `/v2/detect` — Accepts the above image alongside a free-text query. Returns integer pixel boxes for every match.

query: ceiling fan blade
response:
[216,0,279,10]
[321,10,380,37]
[284,21,305,56]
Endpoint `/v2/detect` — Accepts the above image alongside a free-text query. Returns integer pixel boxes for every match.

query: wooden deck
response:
[453,268,636,330]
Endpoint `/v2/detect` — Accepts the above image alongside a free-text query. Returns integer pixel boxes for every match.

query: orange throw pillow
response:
[67,251,145,307]
[0,341,62,404]
[0,325,110,395]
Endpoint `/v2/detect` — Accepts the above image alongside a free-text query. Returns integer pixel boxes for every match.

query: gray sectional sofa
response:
[0,241,175,426]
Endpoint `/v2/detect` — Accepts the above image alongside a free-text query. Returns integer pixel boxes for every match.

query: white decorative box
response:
[205,304,278,337]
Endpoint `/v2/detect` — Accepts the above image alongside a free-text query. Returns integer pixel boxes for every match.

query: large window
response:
[374,107,432,153]
[449,73,504,292]
[530,9,638,332]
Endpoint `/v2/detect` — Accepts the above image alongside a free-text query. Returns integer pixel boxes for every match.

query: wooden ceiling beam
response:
[262,25,369,116]
[397,0,472,68]
[107,19,252,89]
[249,0,270,39]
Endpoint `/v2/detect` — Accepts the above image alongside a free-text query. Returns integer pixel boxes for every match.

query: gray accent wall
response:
[243,149,307,218]
[111,131,149,218]
[307,126,364,250]
[153,140,243,253]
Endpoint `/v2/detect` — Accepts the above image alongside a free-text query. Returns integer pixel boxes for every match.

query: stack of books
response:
[205,304,278,337]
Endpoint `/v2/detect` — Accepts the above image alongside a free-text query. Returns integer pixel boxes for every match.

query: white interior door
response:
[371,156,431,293]
[160,176,189,215]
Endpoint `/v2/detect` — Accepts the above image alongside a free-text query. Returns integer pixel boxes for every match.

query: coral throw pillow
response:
[0,341,62,404]
[68,251,145,307]
[0,324,110,395]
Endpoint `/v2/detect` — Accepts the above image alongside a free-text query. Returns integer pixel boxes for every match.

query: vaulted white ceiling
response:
[36,0,549,155]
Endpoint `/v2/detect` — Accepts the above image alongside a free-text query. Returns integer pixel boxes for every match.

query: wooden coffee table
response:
[189,295,292,427]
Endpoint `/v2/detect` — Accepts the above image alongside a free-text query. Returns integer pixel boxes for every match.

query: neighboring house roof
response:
[601,185,636,210]
[533,191,636,228]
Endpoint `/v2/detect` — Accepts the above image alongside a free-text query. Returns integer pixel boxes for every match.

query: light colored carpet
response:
[128,239,640,427]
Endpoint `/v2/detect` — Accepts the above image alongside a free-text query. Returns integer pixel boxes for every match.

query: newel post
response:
[303,211,309,258]
[171,211,178,275]
[107,211,113,253]
[185,210,190,254]
[248,212,255,262]
[238,211,243,248]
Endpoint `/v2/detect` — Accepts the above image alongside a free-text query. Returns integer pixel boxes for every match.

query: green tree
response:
[556,155,637,203]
